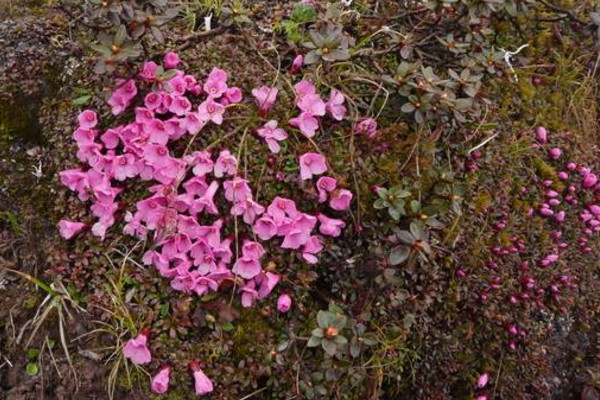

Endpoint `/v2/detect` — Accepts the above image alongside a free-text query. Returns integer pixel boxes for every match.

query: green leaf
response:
[317,310,331,328]
[311,328,324,338]
[307,335,322,347]
[321,339,338,356]
[221,322,234,332]
[328,303,344,315]
[27,348,40,360]
[389,245,410,266]
[373,198,388,210]
[26,363,38,376]
[410,200,421,214]
[333,335,348,345]
[388,207,401,221]
[291,4,317,23]
[410,221,427,240]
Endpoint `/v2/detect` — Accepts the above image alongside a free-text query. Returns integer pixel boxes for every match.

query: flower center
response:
[158,148,167,156]
[207,105,215,113]
[325,326,338,339]
[119,157,127,165]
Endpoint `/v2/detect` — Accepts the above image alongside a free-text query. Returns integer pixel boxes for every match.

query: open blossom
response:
[325,89,347,121]
[251,86,278,113]
[214,150,237,177]
[316,176,337,202]
[190,362,214,395]
[203,67,228,98]
[277,294,292,312]
[253,215,278,240]
[294,80,317,99]
[354,118,378,138]
[289,112,319,138]
[329,189,353,211]
[299,152,327,180]
[140,61,158,81]
[58,220,87,239]
[108,79,137,115]
[78,110,98,130]
[198,98,225,124]
[256,120,288,153]
[225,87,243,103]
[232,256,262,279]
[123,331,151,365]
[164,51,180,69]
[151,367,170,394]
[256,271,280,299]
[301,235,323,264]
[297,92,326,116]
[318,214,346,237]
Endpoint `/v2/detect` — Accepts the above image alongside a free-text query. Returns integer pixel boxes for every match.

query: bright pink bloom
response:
[140,61,158,80]
[113,154,139,181]
[329,189,353,211]
[232,256,262,279]
[251,86,278,113]
[73,128,96,145]
[231,198,265,224]
[151,367,170,394]
[477,372,489,388]
[198,98,225,125]
[277,294,292,313]
[203,67,228,98]
[548,147,562,160]
[164,52,180,69]
[240,281,259,307]
[256,120,288,153]
[536,126,547,143]
[294,80,317,99]
[168,75,188,95]
[242,240,266,259]
[223,177,252,202]
[190,363,214,395]
[58,220,87,239]
[78,110,98,130]
[214,150,237,178]
[316,176,337,202]
[144,92,162,110]
[168,95,192,116]
[290,54,303,74]
[297,93,326,116]
[299,152,327,180]
[256,271,280,298]
[123,331,151,365]
[301,235,323,264]
[318,214,346,237]
[326,89,346,121]
[267,197,299,223]
[289,112,319,138]
[583,173,598,188]
[253,216,278,240]
[354,118,378,138]
[191,181,219,215]
[225,87,243,103]
[188,150,213,177]
[183,111,207,135]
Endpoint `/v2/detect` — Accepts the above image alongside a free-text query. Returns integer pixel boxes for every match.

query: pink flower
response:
[123,331,151,365]
[225,87,243,103]
[140,61,158,81]
[318,214,346,237]
[232,256,262,279]
[203,67,228,98]
[325,89,346,121]
[277,294,292,312]
[240,281,259,307]
[151,367,170,394]
[242,240,266,259]
[290,54,303,74]
[113,154,139,181]
[297,93,326,116]
[188,150,214,176]
[223,177,252,202]
[267,197,299,222]
[548,147,562,160]
[329,189,353,211]
[299,152,327,180]
[251,86,278,113]
[58,220,87,239]
[231,198,265,224]
[167,75,188,95]
[78,110,98,130]
[168,95,192,116]
[183,111,207,135]
[253,216,278,240]
[256,271,280,298]
[198,98,225,125]
[301,235,323,264]
[536,126,547,144]
[190,362,214,395]
[477,372,489,388]
[256,120,288,153]
[289,112,319,138]
[583,173,598,188]
[214,150,237,178]
[316,176,337,202]
[354,118,378,138]
[294,80,317,99]
[164,51,180,69]
[144,92,162,110]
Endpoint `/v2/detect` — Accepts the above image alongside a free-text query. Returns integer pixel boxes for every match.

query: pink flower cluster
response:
[58,54,356,311]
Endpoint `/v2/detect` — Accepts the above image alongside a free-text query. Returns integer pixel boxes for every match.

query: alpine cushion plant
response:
[57,53,361,393]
